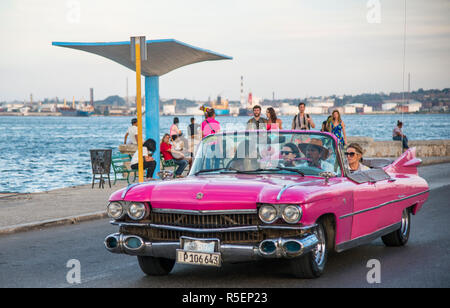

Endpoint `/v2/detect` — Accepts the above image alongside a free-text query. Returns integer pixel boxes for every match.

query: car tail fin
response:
[383,147,421,175]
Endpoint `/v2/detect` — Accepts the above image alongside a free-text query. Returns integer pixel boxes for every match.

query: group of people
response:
[247,103,347,146]
[123,103,409,179]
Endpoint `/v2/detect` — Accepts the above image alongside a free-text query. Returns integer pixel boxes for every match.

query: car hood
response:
[110,174,339,212]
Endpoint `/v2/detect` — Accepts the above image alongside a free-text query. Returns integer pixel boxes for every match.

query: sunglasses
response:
[281,151,294,155]
[344,152,357,157]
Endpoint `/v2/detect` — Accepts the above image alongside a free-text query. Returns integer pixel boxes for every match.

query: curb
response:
[0,211,108,236]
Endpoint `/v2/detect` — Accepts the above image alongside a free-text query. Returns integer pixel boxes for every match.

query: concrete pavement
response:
[0,162,449,236]
[0,182,128,235]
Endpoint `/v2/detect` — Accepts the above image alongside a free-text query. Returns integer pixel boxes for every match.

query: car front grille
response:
[119,212,306,244]
[145,212,261,229]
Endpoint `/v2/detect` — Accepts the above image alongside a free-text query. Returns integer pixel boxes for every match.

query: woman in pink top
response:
[170,117,182,137]
[201,108,221,138]
[266,107,282,130]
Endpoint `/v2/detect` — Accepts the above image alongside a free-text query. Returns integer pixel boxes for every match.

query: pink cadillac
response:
[104,131,429,278]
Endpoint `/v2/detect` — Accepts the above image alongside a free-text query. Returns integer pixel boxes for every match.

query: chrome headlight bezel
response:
[107,202,125,220]
[258,205,278,224]
[127,202,147,220]
[281,205,302,224]
[258,204,303,224]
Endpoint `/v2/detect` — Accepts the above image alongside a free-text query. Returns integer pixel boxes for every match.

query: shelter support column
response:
[145,75,160,177]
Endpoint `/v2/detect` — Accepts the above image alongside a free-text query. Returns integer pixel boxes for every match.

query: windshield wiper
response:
[194,167,240,176]
[236,167,305,176]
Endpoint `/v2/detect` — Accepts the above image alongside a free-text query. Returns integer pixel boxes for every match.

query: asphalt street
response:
[0,164,449,288]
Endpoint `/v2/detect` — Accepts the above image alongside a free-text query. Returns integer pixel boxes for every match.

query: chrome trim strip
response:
[336,222,401,253]
[121,183,141,199]
[151,208,257,215]
[110,221,316,232]
[276,180,322,201]
[339,190,429,220]
[259,224,317,230]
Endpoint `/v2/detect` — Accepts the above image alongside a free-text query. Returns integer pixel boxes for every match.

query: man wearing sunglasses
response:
[345,143,369,173]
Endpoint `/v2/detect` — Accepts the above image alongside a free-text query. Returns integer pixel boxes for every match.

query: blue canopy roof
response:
[52,39,232,76]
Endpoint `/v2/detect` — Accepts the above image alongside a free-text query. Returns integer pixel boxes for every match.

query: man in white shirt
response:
[124,118,138,144]
[292,103,315,130]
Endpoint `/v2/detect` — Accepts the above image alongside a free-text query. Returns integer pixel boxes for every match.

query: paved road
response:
[0,164,449,288]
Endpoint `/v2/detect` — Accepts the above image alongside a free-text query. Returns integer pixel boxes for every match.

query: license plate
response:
[176,250,222,267]
[182,238,217,253]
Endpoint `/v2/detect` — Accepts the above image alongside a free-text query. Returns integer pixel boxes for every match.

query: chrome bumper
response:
[104,233,319,263]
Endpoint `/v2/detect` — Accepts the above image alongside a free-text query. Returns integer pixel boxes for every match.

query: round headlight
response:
[107,202,124,219]
[282,205,302,224]
[127,203,147,220]
[259,205,278,224]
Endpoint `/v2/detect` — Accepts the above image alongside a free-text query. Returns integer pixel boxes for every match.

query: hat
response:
[298,138,329,160]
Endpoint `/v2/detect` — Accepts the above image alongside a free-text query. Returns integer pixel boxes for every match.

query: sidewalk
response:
[1,159,449,236]
[0,182,128,235]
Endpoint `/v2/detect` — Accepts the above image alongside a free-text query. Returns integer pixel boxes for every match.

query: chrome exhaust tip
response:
[104,233,122,253]
[123,235,145,252]
[281,235,319,258]
[258,239,277,256]
[282,240,303,256]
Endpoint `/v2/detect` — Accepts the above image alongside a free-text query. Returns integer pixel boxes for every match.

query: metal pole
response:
[134,37,144,183]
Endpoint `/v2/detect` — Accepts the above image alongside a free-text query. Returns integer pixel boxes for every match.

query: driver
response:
[228,140,260,171]
[297,138,334,172]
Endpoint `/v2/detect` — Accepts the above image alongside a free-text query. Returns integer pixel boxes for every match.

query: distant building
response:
[383,99,422,112]
[344,103,373,113]
[279,103,298,115]
[308,98,335,108]
[162,104,176,115]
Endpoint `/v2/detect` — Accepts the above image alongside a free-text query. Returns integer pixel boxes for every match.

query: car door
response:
[349,169,399,239]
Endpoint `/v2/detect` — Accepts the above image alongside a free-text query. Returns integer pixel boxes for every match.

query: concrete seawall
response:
[119,138,450,165]
[348,137,450,163]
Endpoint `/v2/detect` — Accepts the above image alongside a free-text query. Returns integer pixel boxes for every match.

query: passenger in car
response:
[280,143,301,167]
[345,143,370,173]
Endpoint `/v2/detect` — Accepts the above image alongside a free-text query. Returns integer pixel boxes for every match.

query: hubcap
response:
[313,225,326,265]
[400,210,409,238]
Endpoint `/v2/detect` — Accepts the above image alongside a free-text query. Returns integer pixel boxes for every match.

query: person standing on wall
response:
[330,109,347,147]
[170,117,182,138]
[187,117,200,158]
[124,118,138,144]
[247,105,268,130]
[201,108,220,138]
[266,107,282,130]
[292,102,315,130]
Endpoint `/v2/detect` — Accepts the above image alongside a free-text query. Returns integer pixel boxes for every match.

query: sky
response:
[0,0,449,102]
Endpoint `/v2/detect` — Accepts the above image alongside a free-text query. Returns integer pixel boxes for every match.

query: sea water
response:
[1,114,449,193]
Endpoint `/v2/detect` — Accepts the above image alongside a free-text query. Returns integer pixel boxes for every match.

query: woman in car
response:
[346,143,370,173]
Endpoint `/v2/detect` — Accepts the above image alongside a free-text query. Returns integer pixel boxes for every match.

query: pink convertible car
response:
[104,131,429,278]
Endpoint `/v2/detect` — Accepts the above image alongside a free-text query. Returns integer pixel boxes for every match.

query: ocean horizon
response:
[1,113,449,193]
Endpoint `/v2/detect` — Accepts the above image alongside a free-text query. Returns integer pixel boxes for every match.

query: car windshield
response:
[189,131,342,177]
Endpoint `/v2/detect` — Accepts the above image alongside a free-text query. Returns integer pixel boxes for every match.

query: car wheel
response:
[137,256,175,276]
[290,220,328,279]
[382,208,411,247]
